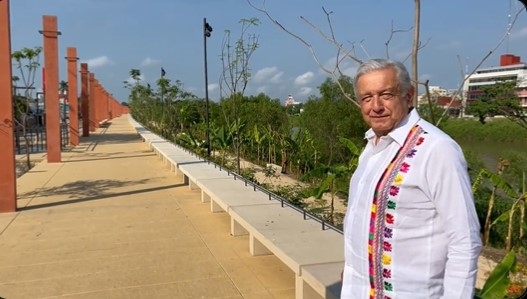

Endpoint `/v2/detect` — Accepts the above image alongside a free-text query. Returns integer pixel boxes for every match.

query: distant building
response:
[284,94,300,107]
[462,54,527,112]
[436,96,463,118]
[417,86,450,106]
[417,86,462,117]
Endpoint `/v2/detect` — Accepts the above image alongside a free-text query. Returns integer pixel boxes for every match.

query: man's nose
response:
[372,96,384,111]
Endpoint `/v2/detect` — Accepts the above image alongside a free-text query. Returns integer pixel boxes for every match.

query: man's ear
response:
[406,86,415,105]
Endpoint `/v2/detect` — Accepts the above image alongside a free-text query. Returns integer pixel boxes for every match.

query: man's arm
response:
[425,138,482,298]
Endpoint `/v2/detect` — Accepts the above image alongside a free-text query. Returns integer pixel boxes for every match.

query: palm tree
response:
[59,80,68,94]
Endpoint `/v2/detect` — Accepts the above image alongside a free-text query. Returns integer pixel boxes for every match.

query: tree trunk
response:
[280,148,287,174]
[412,0,421,107]
[506,206,515,251]
[520,198,525,240]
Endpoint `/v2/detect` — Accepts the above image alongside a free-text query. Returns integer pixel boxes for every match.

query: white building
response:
[417,86,449,106]
[284,95,300,107]
[462,54,527,111]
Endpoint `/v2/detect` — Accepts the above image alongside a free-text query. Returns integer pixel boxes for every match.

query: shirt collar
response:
[364,108,421,146]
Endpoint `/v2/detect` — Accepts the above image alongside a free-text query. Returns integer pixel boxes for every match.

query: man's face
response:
[356,68,413,137]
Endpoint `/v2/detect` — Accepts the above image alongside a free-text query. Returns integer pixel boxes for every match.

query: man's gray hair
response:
[353,59,412,98]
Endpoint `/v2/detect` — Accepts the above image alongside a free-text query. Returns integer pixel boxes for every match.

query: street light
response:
[203,18,213,157]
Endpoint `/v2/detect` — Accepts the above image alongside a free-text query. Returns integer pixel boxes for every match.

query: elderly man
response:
[341,58,482,298]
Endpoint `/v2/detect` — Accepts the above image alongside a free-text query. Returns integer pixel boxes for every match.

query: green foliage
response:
[502,152,527,190]
[477,250,516,299]
[477,168,519,199]
[11,46,42,116]
[299,76,367,167]
[417,102,449,127]
[175,131,204,153]
[466,81,526,128]
[443,118,527,144]
[13,95,28,121]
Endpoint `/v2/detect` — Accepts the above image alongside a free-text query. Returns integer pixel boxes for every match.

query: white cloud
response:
[322,56,362,78]
[511,26,527,39]
[208,83,219,92]
[294,71,315,86]
[140,57,160,67]
[83,56,112,68]
[297,86,313,97]
[438,40,463,50]
[256,86,268,94]
[254,66,283,84]
[124,74,145,85]
[269,72,283,84]
[341,66,358,77]
[419,73,432,82]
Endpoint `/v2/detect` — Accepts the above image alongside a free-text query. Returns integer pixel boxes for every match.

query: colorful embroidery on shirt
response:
[367,125,425,299]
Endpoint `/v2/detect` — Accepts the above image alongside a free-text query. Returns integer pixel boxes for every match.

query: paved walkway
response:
[0,116,295,299]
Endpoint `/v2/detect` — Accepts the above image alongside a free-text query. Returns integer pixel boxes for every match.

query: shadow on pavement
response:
[18,179,185,211]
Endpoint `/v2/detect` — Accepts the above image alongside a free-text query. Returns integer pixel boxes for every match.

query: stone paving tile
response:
[0,116,294,299]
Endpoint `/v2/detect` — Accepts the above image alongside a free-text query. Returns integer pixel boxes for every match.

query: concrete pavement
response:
[0,116,295,299]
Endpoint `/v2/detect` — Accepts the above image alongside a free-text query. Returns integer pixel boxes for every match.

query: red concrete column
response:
[115,99,120,117]
[112,98,117,118]
[105,91,110,120]
[80,63,89,137]
[0,0,17,213]
[94,79,101,125]
[88,72,96,131]
[41,15,61,163]
[66,47,79,145]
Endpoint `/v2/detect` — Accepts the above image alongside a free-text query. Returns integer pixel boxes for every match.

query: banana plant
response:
[305,165,350,223]
[472,159,515,246]
[302,137,362,223]
[250,124,267,165]
[175,131,204,154]
[476,250,517,299]
[472,165,526,298]
[489,173,526,251]
[210,124,234,166]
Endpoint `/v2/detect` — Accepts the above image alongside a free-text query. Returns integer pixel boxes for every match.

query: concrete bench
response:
[149,142,203,172]
[178,162,232,190]
[196,176,280,215]
[228,204,343,266]
[299,262,342,299]
[138,133,164,146]
[229,203,344,299]
[175,161,344,299]
[161,152,202,174]
[150,142,179,158]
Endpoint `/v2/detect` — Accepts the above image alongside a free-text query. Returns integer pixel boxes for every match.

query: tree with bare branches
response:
[219,17,260,173]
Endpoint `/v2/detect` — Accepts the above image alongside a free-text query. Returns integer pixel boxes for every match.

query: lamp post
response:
[203,18,212,157]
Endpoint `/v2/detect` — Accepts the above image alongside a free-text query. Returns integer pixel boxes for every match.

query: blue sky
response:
[9,0,527,104]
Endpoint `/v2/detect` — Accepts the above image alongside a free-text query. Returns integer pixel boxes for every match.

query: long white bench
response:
[300,262,342,299]
[195,175,344,299]
[196,175,280,214]
[128,116,344,299]
[178,162,232,190]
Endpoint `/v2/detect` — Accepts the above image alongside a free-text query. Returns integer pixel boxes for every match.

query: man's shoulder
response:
[416,120,462,153]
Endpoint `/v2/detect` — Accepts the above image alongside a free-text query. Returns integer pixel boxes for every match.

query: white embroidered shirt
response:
[341,109,482,299]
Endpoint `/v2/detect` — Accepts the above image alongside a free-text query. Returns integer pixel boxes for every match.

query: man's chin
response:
[371,126,391,137]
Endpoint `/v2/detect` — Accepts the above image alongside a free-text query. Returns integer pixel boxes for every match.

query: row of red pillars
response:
[0,2,130,213]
